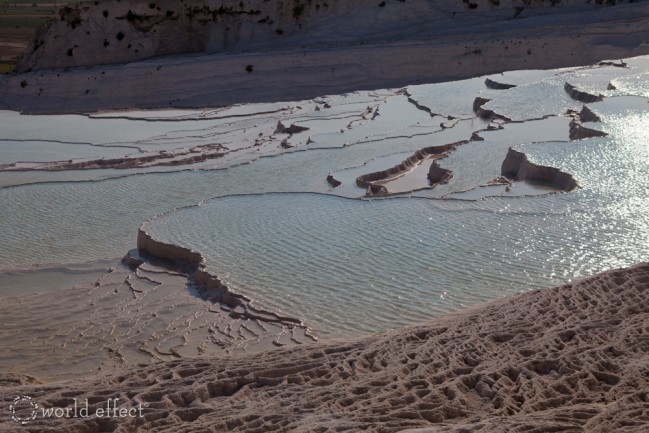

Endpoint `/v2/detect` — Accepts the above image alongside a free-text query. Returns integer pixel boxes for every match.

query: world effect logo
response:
[9,395,148,425]
[9,396,38,425]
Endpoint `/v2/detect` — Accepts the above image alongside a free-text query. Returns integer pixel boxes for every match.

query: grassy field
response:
[0,60,14,72]
[0,0,86,72]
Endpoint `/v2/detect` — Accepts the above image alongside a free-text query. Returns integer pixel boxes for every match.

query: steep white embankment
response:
[17,0,642,72]
[3,0,649,113]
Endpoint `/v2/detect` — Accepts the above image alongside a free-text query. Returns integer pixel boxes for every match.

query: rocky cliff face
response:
[17,0,638,72]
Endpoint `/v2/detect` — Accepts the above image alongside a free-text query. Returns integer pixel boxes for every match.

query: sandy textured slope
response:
[2,262,648,432]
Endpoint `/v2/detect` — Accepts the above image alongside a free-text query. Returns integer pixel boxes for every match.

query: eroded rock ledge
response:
[473,96,511,121]
[484,78,516,90]
[501,148,578,191]
[579,104,602,122]
[566,104,607,140]
[569,118,608,140]
[0,144,226,171]
[355,141,464,196]
[135,225,313,335]
[564,82,604,103]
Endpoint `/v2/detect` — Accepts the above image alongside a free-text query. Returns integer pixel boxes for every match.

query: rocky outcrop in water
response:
[569,119,608,140]
[501,148,578,191]
[365,184,389,196]
[137,228,203,266]
[566,104,607,140]
[473,96,491,114]
[326,174,342,188]
[275,121,310,135]
[484,78,516,90]
[428,162,453,185]
[473,96,511,121]
[598,59,627,68]
[355,141,464,195]
[579,104,602,122]
[564,82,604,103]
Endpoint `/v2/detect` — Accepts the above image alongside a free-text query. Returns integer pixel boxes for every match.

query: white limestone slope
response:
[2,0,649,113]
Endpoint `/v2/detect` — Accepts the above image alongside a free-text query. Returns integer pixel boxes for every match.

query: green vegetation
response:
[0,60,14,73]
[0,0,85,71]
